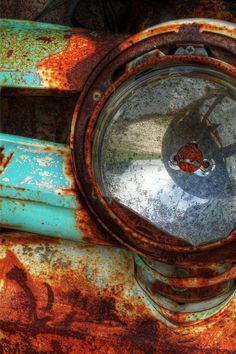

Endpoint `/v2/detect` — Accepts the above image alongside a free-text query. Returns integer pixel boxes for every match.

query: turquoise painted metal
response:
[0,19,123,92]
[0,133,81,239]
[0,19,72,90]
[0,19,122,244]
[0,133,111,245]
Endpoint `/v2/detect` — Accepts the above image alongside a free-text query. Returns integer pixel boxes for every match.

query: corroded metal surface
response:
[0,146,14,175]
[72,44,236,261]
[120,18,236,49]
[0,134,115,246]
[0,13,236,351]
[135,254,235,325]
[70,19,236,328]
[0,19,124,91]
[0,231,234,353]
[2,132,234,325]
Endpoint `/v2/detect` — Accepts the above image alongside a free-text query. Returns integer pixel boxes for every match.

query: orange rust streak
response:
[74,198,118,246]
[0,250,49,324]
[119,20,236,51]
[0,231,60,246]
[161,298,235,328]
[0,148,14,175]
[0,234,234,353]
[37,34,96,91]
[60,144,117,246]
[159,264,236,288]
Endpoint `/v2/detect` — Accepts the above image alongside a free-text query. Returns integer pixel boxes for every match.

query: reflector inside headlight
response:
[92,64,236,246]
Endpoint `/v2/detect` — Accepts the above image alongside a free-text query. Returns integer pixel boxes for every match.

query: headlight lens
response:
[92,64,236,246]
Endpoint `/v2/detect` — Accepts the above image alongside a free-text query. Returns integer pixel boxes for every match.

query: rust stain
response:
[160,298,235,328]
[0,245,156,353]
[58,187,76,194]
[37,31,124,91]
[58,144,117,246]
[36,36,53,44]
[42,145,69,154]
[0,7,235,353]
[74,197,118,246]
[186,266,225,278]
[175,143,204,173]
[120,19,236,51]
[0,231,60,246]
[61,146,76,191]
[0,147,14,175]
[150,264,236,289]
[75,51,236,265]
[110,199,188,247]
[0,184,26,192]
[0,147,4,164]
[37,33,97,91]
[0,236,234,353]
[150,279,231,303]
[6,50,13,58]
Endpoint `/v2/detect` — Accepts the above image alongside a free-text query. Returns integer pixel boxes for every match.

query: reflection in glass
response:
[93,65,236,245]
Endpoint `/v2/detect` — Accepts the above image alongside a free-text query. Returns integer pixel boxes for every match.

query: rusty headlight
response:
[72,20,236,324]
[92,64,236,246]
[73,53,236,257]
[1,18,236,330]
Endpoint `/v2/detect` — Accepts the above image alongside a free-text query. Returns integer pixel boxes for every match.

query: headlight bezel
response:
[71,19,236,262]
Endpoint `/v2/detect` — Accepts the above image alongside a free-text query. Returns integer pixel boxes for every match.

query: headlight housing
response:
[72,19,236,262]
[92,63,236,246]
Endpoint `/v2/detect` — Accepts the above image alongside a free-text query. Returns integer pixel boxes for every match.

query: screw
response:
[93,90,102,102]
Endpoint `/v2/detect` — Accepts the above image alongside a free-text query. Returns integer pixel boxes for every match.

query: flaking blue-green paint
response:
[0,133,85,241]
[0,19,71,89]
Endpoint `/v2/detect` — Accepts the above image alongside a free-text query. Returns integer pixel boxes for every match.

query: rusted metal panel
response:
[134,254,235,325]
[0,134,115,246]
[0,15,235,351]
[0,231,234,353]
[0,19,124,92]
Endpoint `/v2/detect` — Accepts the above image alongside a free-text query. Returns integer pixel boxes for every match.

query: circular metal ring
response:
[71,19,236,263]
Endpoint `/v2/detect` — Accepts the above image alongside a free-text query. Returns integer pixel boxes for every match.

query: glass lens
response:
[92,64,236,246]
